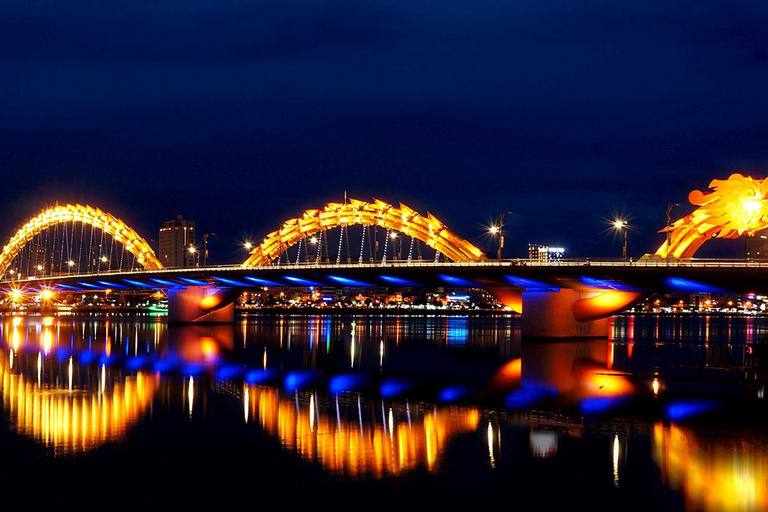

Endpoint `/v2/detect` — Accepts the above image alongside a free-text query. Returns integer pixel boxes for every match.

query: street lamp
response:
[492,211,512,260]
[188,246,199,267]
[389,232,400,260]
[244,241,253,251]
[202,233,215,267]
[666,203,679,266]
[613,220,628,261]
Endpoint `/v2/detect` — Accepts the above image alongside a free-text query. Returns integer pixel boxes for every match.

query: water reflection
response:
[1,313,768,512]
[0,351,156,455]
[245,385,479,477]
[653,423,768,512]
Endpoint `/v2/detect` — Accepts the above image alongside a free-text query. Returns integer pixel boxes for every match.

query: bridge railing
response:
[4,257,768,284]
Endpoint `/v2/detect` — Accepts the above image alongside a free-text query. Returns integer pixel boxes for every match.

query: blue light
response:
[283,276,321,286]
[438,275,477,287]
[580,276,634,291]
[179,277,209,286]
[77,282,102,289]
[244,276,283,286]
[216,364,243,379]
[153,356,182,373]
[665,277,725,293]
[504,275,557,291]
[379,275,421,286]
[79,350,96,364]
[665,399,720,421]
[380,379,414,397]
[125,355,151,370]
[149,278,183,288]
[183,363,204,376]
[56,349,73,362]
[245,369,279,384]
[328,374,369,394]
[123,279,156,288]
[505,385,557,409]
[213,277,250,286]
[55,284,83,290]
[580,396,627,414]
[447,295,470,301]
[321,296,334,301]
[284,371,316,392]
[328,276,373,287]
[438,385,472,402]
[97,281,128,289]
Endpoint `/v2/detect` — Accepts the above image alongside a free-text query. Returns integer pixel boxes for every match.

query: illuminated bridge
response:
[3,173,768,337]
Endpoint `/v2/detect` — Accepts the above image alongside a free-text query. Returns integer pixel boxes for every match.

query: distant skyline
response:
[3,1,767,262]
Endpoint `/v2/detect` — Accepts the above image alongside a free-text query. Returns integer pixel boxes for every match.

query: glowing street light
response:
[613,220,628,261]
[40,289,54,301]
[389,232,400,260]
[492,211,512,260]
[188,246,199,267]
[244,242,253,250]
[310,237,318,244]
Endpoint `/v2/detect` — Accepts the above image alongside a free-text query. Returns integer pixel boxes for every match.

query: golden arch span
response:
[0,204,163,275]
[243,198,487,267]
[655,173,768,259]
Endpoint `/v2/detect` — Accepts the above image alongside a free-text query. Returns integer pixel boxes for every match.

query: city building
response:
[528,244,565,263]
[159,215,196,268]
[745,233,768,261]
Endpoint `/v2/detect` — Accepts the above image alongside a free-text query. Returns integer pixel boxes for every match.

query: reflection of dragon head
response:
[657,173,768,259]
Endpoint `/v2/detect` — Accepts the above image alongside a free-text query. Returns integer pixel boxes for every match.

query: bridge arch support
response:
[0,204,162,277]
[242,198,486,267]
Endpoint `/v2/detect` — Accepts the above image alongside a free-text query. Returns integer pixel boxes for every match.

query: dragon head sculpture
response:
[657,173,768,259]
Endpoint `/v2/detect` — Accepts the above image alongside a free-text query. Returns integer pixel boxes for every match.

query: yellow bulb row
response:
[243,198,487,267]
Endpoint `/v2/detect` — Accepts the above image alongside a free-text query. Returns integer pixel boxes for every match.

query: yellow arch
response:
[0,204,163,276]
[243,198,487,267]
[655,173,768,259]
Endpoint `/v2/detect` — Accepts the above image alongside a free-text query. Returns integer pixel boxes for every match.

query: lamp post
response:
[202,233,215,267]
[390,232,400,261]
[665,203,679,266]
[188,246,198,267]
[613,220,628,261]
[491,211,513,260]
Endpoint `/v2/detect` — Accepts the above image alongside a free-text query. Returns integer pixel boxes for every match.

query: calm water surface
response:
[1,313,767,511]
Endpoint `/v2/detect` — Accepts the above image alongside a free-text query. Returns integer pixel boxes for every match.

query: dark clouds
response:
[2,1,768,261]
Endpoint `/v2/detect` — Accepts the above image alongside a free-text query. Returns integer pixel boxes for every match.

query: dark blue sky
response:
[2,1,768,262]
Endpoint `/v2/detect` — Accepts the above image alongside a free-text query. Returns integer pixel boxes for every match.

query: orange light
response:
[656,173,768,259]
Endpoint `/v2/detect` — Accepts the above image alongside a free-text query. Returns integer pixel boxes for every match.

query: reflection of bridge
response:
[3,174,768,336]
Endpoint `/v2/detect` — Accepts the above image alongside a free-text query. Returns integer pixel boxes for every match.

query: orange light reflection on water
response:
[246,385,479,477]
[0,352,157,455]
[653,422,768,512]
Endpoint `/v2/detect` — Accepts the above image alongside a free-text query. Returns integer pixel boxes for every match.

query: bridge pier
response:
[522,289,609,338]
[520,289,643,338]
[167,286,237,323]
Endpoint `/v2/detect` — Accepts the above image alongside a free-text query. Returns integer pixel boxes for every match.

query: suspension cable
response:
[359,224,366,263]
[381,229,390,265]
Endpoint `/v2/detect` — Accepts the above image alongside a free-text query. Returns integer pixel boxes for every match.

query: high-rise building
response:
[746,233,768,261]
[528,244,565,263]
[159,215,196,268]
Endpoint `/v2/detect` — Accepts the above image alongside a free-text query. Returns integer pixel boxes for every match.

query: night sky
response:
[3,1,768,263]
